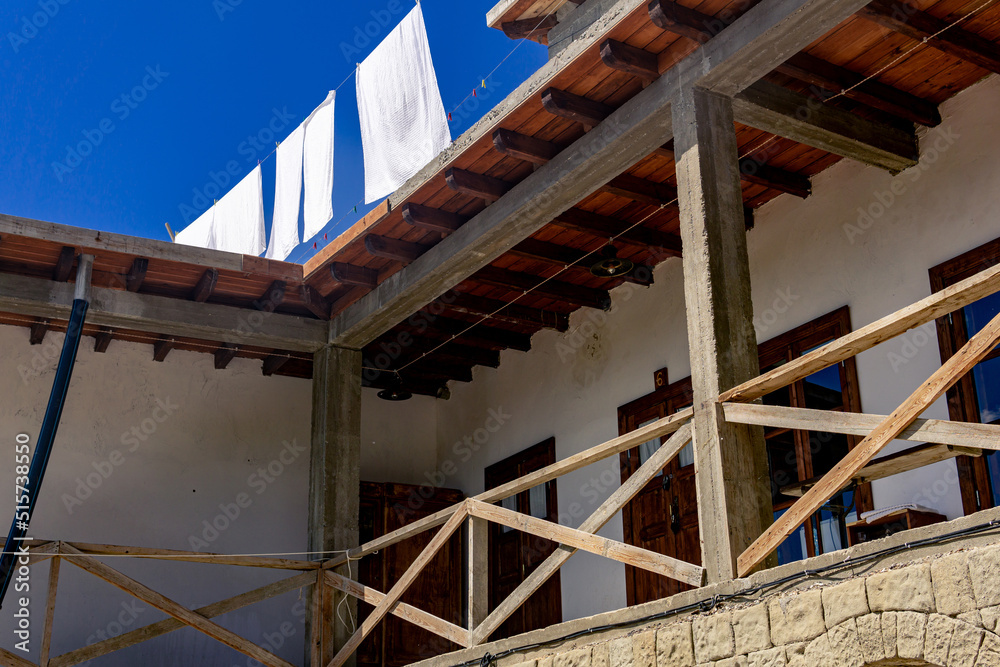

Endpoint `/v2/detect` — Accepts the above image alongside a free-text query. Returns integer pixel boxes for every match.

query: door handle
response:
[670,496,681,533]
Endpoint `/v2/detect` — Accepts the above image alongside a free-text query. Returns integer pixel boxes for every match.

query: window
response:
[930,238,1000,513]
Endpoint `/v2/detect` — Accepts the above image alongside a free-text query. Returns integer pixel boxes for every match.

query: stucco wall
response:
[435,74,1000,623]
[0,330,437,664]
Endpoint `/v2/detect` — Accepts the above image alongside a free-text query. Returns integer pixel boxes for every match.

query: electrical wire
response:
[450,518,1000,667]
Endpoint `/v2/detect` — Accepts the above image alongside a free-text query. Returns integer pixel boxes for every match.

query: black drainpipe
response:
[0,253,94,608]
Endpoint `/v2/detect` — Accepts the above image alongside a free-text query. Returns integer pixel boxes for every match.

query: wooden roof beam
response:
[29,318,49,345]
[858,0,1000,75]
[472,266,611,310]
[153,336,175,362]
[93,327,114,353]
[125,258,149,292]
[401,203,470,235]
[371,337,503,369]
[552,209,683,257]
[600,38,659,79]
[501,14,558,43]
[331,263,379,289]
[541,87,613,126]
[53,246,75,282]
[649,0,942,126]
[214,343,238,369]
[191,268,218,302]
[492,129,560,164]
[510,238,654,286]
[262,354,290,376]
[603,174,677,206]
[412,312,535,350]
[445,168,512,201]
[364,235,433,264]
[300,284,332,320]
[444,292,570,332]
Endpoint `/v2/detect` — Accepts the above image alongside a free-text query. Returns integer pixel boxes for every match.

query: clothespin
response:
[323,233,328,240]
[352,205,357,213]
[473,89,477,97]
[312,242,318,249]
[448,112,453,121]
[482,79,486,88]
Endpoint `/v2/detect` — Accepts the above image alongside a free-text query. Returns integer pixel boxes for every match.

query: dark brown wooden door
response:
[485,438,562,640]
[618,379,698,606]
[357,482,465,667]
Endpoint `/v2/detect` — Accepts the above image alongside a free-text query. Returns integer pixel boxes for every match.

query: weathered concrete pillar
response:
[306,345,361,666]
[672,87,774,582]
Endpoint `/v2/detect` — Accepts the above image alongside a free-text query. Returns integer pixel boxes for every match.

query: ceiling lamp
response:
[590,244,634,278]
[377,375,412,402]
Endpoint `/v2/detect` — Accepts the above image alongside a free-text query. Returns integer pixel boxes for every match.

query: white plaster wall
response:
[435,74,1000,623]
[0,329,437,665]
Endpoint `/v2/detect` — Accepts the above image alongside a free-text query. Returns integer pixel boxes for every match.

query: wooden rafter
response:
[262,354,290,376]
[443,293,569,332]
[152,336,175,362]
[471,266,611,310]
[401,203,470,234]
[125,258,149,292]
[30,318,49,345]
[301,284,332,320]
[551,208,683,256]
[191,268,219,302]
[445,168,512,201]
[736,308,1000,575]
[93,326,114,353]
[330,262,379,289]
[364,235,433,264]
[600,38,659,78]
[214,343,238,370]
[404,313,537,348]
[541,87,613,126]
[510,238,654,286]
[53,246,75,282]
[500,14,558,42]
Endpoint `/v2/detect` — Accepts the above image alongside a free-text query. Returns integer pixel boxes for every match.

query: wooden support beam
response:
[445,168,512,201]
[153,336,175,362]
[674,87,773,582]
[324,571,471,648]
[468,499,704,585]
[603,174,678,206]
[492,128,560,164]
[501,14,558,42]
[467,517,488,631]
[50,572,314,667]
[364,235,432,264]
[331,263,379,289]
[125,258,149,292]
[214,343,238,370]
[301,284,332,320]
[60,544,297,667]
[260,280,287,308]
[0,647,35,667]
[722,403,1000,450]
[858,0,1000,75]
[721,262,1000,403]
[30,318,49,345]
[40,555,60,667]
[733,80,919,173]
[191,268,219,302]
[262,354,290,376]
[472,266,611,310]
[471,423,694,643]
[648,0,942,126]
[53,246,75,282]
[401,203,470,235]
[552,209,683,257]
[403,313,536,350]
[328,505,469,667]
[93,327,113,353]
[738,158,812,198]
[443,293,569,333]
[64,542,316,570]
[510,238,654,286]
[541,87,613,126]
[737,308,1000,575]
[309,346,362,666]
[600,38,659,78]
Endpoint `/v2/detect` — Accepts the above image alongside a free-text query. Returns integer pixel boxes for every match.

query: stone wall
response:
[504,544,1000,666]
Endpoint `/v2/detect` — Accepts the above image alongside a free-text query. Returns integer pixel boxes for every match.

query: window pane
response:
[817,491,854,554]
[774,507,808,565]
[635,417,663,473]
[963,292,1000,505]
[807,431,851,478]
[802,365,843,410]
[528,484,547,520]
[678,442,694,468]
[766,429,798,503]
[500,495,517,533]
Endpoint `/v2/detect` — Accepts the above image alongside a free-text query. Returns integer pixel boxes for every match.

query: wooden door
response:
[356,482,464,667]
[485,438,562,640]
[618,379,699,606]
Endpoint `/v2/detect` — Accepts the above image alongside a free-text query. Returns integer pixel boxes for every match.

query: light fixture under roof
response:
[377,375,412,401]
[590,244,634,278]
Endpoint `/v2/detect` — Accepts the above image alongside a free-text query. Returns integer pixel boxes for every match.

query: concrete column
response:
[672,87,774,582]
[306,345,362,666]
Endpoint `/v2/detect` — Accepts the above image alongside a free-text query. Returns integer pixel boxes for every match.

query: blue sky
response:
[0,0,546,264]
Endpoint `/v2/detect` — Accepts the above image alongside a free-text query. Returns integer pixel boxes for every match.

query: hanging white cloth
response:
[302,91,336,241]
[357,4,451,204]
[265,123,305,260]
[175,206,215,249]
[211,165,266,255]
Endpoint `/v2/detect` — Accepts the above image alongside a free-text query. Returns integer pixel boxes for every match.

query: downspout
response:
[0,254,94,608]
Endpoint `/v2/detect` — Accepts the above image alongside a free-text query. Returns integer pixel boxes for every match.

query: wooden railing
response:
[4,411,701,667]
[728,262,1000,576]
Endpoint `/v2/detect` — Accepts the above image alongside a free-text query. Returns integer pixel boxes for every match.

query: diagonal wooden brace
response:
[737,309,1000,576]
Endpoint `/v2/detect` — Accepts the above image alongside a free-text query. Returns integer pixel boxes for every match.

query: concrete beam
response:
[733,81,919,173]
[0,272,328,353]
[307,346,361,666]
[673,88,774,582]
[330,0,883,349]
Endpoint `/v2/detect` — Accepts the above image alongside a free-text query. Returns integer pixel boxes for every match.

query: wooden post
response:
[466,517,488,631]
[673,87,774,582]
[39,554,60,667]
[307,346,362,667]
